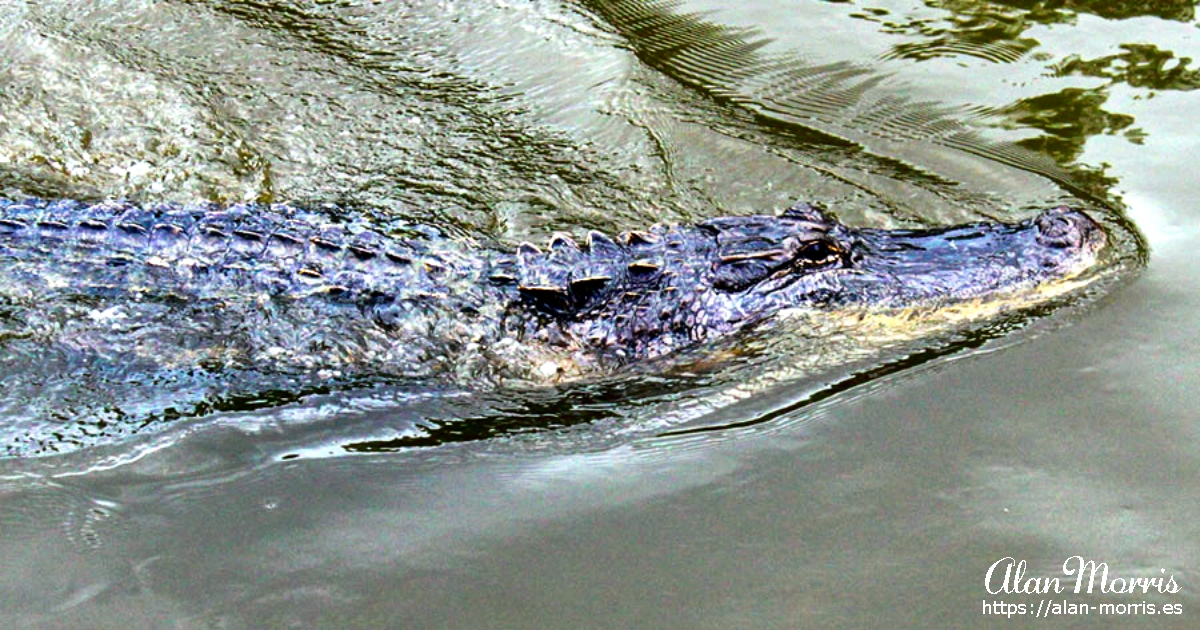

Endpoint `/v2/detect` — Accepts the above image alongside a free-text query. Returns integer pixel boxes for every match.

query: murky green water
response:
[0,0,1196,627]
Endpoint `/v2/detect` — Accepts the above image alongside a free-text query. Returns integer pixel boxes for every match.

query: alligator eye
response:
[796,240,842,267]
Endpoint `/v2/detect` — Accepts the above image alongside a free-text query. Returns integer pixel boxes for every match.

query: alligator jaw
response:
[822,207,1106,309]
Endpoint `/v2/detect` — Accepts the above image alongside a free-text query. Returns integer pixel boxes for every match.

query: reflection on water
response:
[1055,42,1200,91]
[1,0,1191,626]
[1000,88,1139,165]
[839,0,1200,183]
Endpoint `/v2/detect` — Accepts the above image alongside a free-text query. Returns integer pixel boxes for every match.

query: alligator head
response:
[507,202,1106,362]
[742,202,1107,311]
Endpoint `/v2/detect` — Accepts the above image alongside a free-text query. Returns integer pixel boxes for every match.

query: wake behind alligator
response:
[0,198,1106,457]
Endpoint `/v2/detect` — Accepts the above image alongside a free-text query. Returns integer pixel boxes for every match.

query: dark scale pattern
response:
[1,198,1106,381]
[0,198,1108,456]
[0,198,519,384]
[494,204,856,360]
[0,198,465,302]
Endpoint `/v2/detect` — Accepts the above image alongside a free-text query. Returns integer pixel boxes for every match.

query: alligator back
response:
[0,198,1110,457]
[0,199,490,302]
[0,199,556,456]
[0,199,731,381]
[0,199,532,382]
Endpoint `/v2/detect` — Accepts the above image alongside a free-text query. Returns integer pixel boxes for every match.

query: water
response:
[0,0,1195,627]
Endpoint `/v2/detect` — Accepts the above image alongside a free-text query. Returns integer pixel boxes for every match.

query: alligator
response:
[0,198,1105,455]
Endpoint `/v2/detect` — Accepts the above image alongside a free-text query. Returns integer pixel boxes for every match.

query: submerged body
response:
[0,198,1105,455]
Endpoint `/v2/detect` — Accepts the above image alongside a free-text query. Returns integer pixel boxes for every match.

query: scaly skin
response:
[0,198,1106,380]
[0,198,1106,456]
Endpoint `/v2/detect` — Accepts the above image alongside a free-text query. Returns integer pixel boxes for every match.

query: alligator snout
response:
[1035,207,1103,250]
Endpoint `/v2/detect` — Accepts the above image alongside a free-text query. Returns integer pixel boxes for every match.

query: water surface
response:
[0,0,1196,627]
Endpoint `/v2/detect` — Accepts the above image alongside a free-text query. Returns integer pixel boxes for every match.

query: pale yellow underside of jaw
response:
[776,271,1098,341]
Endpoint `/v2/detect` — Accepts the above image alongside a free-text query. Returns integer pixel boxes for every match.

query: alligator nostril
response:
[1035,208,1093,249]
